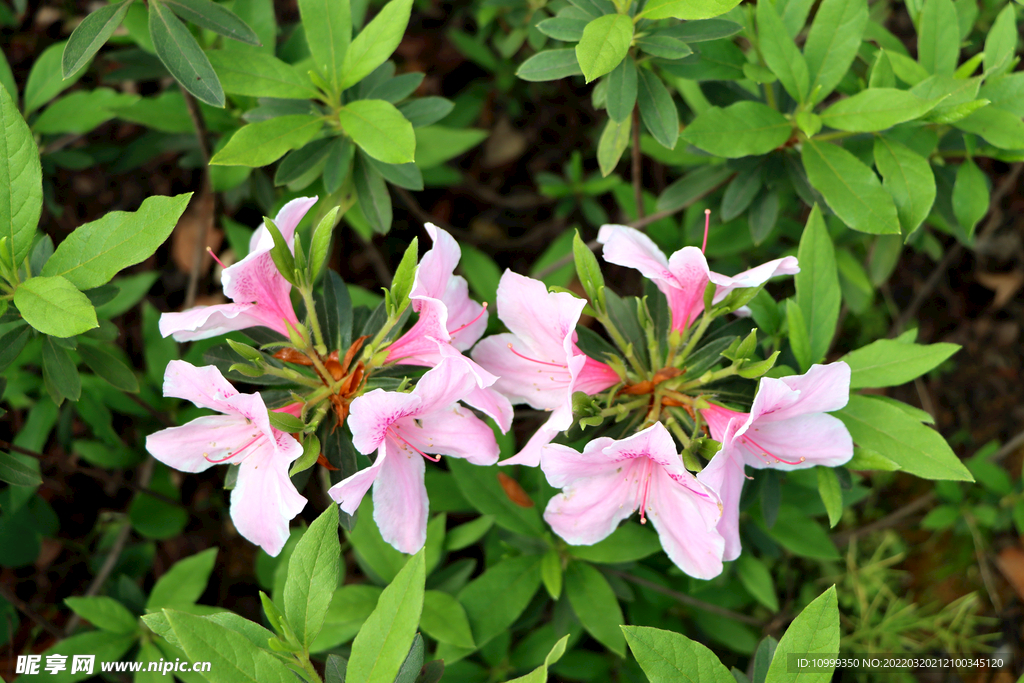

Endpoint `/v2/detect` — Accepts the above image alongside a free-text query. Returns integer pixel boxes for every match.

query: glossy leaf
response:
[420,590,475,648]
[917,0,959,75]
[606,55,637,123]
[0,84,41,265]
[801,139,900,235]
[952,159,989,238]
[299,0,351,89]
[163,0,260,45]
[802,0,868,104]
[516,48,583,81]
[148,0,225,107]
[764,586,839,683]
[147,548,218,610]
[622,625,734,683]
[15,276,98,338]
[565,561,625,656]
[25,41,86,114]
[597,115,631,177]
[840,338,959,388]
[953,107,1024,150]
[284,506,341,648]
[458,554,543,648]
[0,450,42,487]
[62,0,134,78]
[642,0,743,20]
[210,115,323,166]
[872,136,935,236]
[637,67,678,149]
[795,206,840,369]
[819,88,942,131]
[353,154,392,233]
[207,51,317,99]
[338,99,415,164]
[681,101,791,158]
[339,0,413,91]
[756,0,808,102]
[576,14,632,83]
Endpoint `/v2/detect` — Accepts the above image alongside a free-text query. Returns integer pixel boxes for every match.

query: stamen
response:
[638,458,654,525]
[207,246,227,270]
[205,434,263,463]
[391,428,441,462]
[701,209,711,254]
[743,434,805,466]
[450,302,488,336]
[507,343,566,368]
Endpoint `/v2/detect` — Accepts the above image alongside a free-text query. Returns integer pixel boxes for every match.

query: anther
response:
[702,209,711,255]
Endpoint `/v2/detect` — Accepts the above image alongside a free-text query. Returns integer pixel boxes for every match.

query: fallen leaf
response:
[976,271,1024,310]
[994,545,1024,602]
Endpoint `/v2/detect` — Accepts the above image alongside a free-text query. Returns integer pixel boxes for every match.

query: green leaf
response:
[567,522,661,563]
[802,0,868,104]
[347,550,425,683]
[210,115,323,166]
[763,504,840,560]
[978,74,1024,118]
[458,554,543,649]
[25,41,87,114]
[576,14,632,84]
[42,193,191,290]
[656,164,734,213]
[421,590,475,648]
[397,97,454,128]
[164,609,298,683]
[637,67,678,150]
[756,0,808,102]
[953,106,1024,150]
[536,17,587,41]
[353,154,392,234]
[565,561,625,656]
[15,276,98,338]
[785,300,811,372]
[65,596,138,635]
[276,139,333,187]
[636,35,693,60]
[413,126,488,168]
[338,99,415,164]
[312,584,381,652]
[129,463,189,539]
[541,548,563,600]
[516,48,583,81]
[339,0,413,91]
[33,89,139,135]
[283,505,340,648]
[952,159,989,238]
[795,206,840,369]
[801,139,900,235]
[641,0,743,20]
[681,101,791,158]
[364,156,423,191]
[765,586,839,683]
[163,0,260,45]
[983,4,1017,77]
[836,394,973,480]
[207,50,317,99]
[447,459,544,535]
[597,115,631,177]
[0,83,42,265]
[299,0,351,90]
[0,450,42,487]
[622,625,734,683]
[309,206,343,283]
[840,338,958,388]
[819,88,942,131]
[77,341,139,393]
[735,554,779,612]
[816,467,843,527]
[507,635,570,683]
[0,47,14,99]
[872,136,936,236]
[458,245,501,302]
[917,0,959,75]
[868,49,895,88]
[606,55,637,123]
[62,0,134,78]
[148,0,225,107]
[147,548,218,610]
[37,631,137,683]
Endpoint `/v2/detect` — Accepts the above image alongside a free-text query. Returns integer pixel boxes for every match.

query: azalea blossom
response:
[542,422,725,579]
[145,361,306,556]
[159,197,318,341]
[597,224,799,332]
[328,358,499,553]
[697,362,854,560]
[384,223,513,431]
[471,271,620,466]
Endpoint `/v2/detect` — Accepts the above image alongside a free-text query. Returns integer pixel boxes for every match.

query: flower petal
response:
[398,404,499,465]
[145,414,254,473]
[598,224,672,281]
[348,389,421,454]
[409,356,479,415]
[444,276,487,350]
[709,255,800,303]
[230,438,307,556]
[500,421,562,467]
[463,385,514,433]
[494,271,585,361]
[648,467,725,579]
[249,196,319,253]
[770,362,851,419]
[543,457,638,546]
[372,443,429,554]
[539,440,624,488]
[472,333,568,410]
[664,247,713,330]
[162,360,239,412]
[220,250,298,338]
[158,303,267,342]
[741,413,853,470]
[697,447,746,561]
[328,445,386,516]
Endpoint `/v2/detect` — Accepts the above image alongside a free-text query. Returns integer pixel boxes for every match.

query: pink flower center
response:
[450,302,488,336]
[507,343,567,369]
[390,427,441,462]
[742,432,805,467]
[205,433,264,463]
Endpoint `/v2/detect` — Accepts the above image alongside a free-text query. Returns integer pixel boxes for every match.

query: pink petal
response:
[664,247,713,330]
[700,403,747,443]
[158,303,268,342]
[740,413,853,470]
[162,360,239,412]
[697,447,746,561]
[472,333,569,410]
[397,404,499,465]
[408,356,479,415]
[494,271,586,364]
[575,355,622,395]
[145,414,255,473]
[770,362,851,419]
[229,436,307,556]
[411,224,461,303]
[386,298,451,366]
[327,446,385,516]
[500,421,562,467]
[709,256,800,303]
[372,442,430,553]
[597,224,673,281]
[444,276,487,350]
[539,439,624,488]
[648,467,725,579]
[543,456,639,546]
[463,385,514,433]
[599,421,678,466]
[348,389,421,454]
[249,196,319,253]
[220,249,298,338]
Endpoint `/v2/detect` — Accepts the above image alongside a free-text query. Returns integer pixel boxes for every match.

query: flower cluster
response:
[146,199,854,578]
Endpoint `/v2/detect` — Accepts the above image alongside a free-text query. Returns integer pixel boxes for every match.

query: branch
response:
[181,90,215,310]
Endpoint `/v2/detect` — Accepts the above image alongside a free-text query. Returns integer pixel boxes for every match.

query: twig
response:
[631,107,644,220]
[460,176,553,210]
[181,90,215,310]
[608,569,764,627]
[833,492,935,546]
[964,513,1003,613]
[124,392,175,427]
[64,458,156,636]
[989,428,1024,464]
[357,233,392,287]
[0,583,63,639]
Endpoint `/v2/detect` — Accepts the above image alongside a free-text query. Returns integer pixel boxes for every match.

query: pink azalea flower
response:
[145,361,306,556]
[597,224,799,332]
[542,422,725,579]
[159,197,319,341]
[384,223,513,431]
[471,271,620,466]
[327,357,499,553]
[697,362,854,560]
